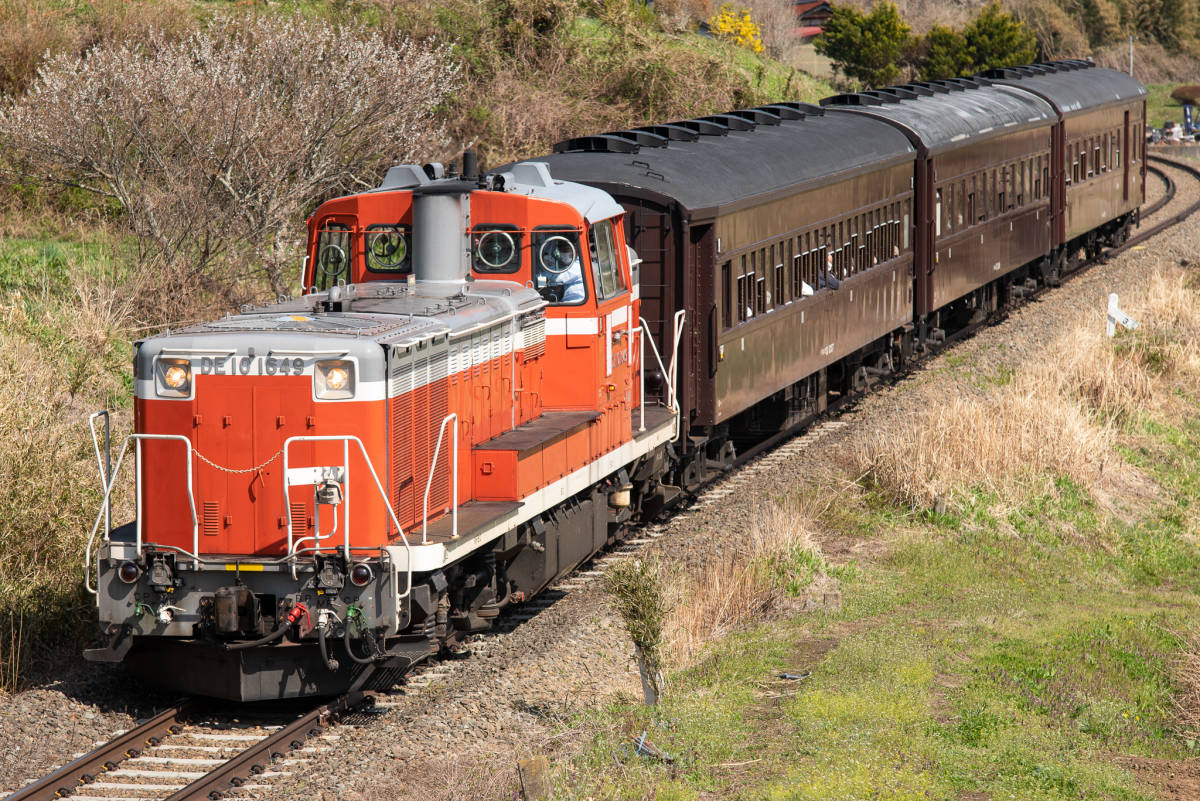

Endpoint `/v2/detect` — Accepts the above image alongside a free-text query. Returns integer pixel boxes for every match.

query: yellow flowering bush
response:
[707,4,764,54]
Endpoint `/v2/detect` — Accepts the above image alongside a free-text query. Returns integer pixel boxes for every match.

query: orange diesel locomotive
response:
[86,157,681,700]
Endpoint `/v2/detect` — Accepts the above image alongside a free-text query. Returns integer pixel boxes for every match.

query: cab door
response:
[588,216,637,452]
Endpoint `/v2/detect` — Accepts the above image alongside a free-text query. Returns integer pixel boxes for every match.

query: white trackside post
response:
[1107,293,1139,337]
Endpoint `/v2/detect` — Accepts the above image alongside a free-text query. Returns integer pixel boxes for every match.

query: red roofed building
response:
[794,1,832,39]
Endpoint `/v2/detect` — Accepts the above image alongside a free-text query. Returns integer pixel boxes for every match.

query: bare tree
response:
[0,16,459,304]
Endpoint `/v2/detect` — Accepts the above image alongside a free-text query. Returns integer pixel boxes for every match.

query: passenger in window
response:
[823,252,840,289]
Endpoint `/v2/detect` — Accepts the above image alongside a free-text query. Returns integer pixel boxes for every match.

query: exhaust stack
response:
[411,182,473,288]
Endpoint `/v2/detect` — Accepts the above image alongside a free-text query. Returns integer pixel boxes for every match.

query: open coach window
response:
[364,224,411,275]
[588,218,627,301]
[533,227,586,305]
[473,225,522,274]
[314,222,351,292]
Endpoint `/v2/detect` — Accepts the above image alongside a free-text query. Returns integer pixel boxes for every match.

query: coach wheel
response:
[717,440,736,468]
[852,366,869,394]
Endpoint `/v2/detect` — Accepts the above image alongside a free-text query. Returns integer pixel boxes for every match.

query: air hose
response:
[343,607,381,665]
[318,620,339,671]
[224,602,307,651]
[224,623,288,651]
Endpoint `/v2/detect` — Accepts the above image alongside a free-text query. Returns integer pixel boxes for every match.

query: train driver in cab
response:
[534,230,586,304]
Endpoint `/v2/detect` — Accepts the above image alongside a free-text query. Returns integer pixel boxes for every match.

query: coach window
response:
[314,221,352,292]
[737,255,749,322]
[902,202,911,250]
[772,244,782,306]
[785,239,794,301]
[588,218,627,301]
[721,261,732,328]
[793,241,803,297]
[756,274,767,315]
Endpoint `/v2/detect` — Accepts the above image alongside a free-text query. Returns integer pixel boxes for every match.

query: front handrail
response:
[282,435,412,604]
[422,413,459,545]
[87,411,112,545]
[84,433,198,596]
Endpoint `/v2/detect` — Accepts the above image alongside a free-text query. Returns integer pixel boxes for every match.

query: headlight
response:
[315,359,355,399]
[155,358,191,398]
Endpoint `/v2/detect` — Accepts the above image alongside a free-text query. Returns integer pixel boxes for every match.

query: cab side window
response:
[532,227,586,305]
[314,222,351,291]
[588,219,627,302]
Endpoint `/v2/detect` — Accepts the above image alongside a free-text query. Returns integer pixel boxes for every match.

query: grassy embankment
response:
[546,263,1200,799]
[1145,84,1191,130]
[0,2,832,692]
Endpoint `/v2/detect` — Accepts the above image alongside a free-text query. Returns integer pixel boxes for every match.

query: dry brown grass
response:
[665,503,831,665]
[853,267,1200,513]
[1172,637,1200,741]
[0,273,133,691]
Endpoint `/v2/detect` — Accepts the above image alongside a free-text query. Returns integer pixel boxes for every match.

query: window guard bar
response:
[422,413,459,545]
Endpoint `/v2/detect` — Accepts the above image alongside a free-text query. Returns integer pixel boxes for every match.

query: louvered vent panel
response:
[202,502,220,536]
[390,351,416,529]
[412,356,430,525]
[289,502,309,537]
[429,349,451,512]
[522,317,546,359]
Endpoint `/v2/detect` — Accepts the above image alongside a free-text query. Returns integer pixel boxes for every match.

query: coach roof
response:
[821,78,1056,154]
[524,105,915,222]
[979,60,1147,114]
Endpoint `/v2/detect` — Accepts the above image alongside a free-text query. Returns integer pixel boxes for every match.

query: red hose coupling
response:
[286,603,309,626]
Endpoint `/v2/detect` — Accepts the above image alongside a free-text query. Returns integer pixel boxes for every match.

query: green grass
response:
[552,403,1200,799]
[1145,83,1189,130]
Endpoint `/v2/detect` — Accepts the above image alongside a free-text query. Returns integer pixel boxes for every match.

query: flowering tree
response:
[707,4,766,54]
[0,16,459,299]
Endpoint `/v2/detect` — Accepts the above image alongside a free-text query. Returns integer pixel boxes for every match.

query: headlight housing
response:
[155,358,192,398]
[315,359,355,399]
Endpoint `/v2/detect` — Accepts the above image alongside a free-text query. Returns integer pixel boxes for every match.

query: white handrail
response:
[638,313,686,441]
[286,438,351,565]
[84,434,197,596]
[422,413,459,545]
[88,410,112,542]
[282,435,412,603]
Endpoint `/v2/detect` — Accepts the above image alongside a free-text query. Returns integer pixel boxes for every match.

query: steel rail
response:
[4,700,194,801]
[1108,154,1200,258]
[160,692,367,801]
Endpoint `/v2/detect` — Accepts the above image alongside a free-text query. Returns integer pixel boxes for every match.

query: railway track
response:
[9,151,1200,801]
[4,694,369,801]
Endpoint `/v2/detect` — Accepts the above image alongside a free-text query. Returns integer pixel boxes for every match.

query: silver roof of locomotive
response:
[137,280,546,377]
